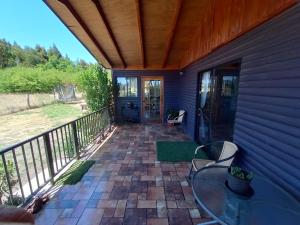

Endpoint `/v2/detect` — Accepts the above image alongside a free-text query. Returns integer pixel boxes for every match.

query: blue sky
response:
[0,0,97,63]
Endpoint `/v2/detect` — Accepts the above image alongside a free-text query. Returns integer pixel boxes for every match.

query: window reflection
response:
[117,77,137,97]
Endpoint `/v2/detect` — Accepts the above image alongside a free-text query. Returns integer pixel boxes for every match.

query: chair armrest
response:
[173,116,179,121]
[177,113,185,119]
[194,140,225,155]
[215,149,239,164]
[202,140,226,147]
[168,112,185,121]
[195,145,205,155]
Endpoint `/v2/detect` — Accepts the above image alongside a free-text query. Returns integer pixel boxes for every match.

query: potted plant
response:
[227,166,253,196]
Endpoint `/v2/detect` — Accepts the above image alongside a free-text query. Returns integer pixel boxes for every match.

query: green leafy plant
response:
[0,159,17,204]
[78,65,113,111]
[230,166,253,181]
[4,195,23,206]
[0,39,93,94]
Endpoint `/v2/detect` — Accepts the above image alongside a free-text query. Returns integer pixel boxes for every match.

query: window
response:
[117,77,138,97]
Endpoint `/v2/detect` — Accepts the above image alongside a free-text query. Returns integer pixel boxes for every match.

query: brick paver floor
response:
[35,124,210,225]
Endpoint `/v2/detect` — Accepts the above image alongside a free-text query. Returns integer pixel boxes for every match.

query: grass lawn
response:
[0,103,83,149]
[42,103,82,120]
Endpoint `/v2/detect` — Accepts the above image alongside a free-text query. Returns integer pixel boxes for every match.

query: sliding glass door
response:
[197,70,213,144]
[196,62,240,143]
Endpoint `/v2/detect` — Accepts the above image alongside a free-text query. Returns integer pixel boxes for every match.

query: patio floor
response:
[35,123,209,225]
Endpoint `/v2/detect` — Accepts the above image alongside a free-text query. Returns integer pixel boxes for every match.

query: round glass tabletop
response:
[192,166,300,225]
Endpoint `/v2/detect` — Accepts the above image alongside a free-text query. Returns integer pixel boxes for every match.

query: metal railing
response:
[0,106,113,206]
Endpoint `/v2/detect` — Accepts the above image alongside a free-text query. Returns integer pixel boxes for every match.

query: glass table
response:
[192,166,300,225]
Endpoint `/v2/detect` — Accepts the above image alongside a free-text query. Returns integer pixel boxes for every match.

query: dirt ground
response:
[0,103,83,150]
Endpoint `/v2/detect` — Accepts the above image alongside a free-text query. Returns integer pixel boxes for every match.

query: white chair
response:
[167,110,185,125]
[189,141,238,179]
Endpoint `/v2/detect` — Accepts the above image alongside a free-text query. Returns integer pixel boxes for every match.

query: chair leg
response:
[188,164,194,180]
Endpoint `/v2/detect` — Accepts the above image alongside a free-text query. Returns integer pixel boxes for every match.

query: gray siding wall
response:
[179,4,300,199]
[112,70,180,122]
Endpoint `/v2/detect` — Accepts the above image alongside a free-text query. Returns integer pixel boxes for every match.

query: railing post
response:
[72,121,80,159]
[43,133,55,184]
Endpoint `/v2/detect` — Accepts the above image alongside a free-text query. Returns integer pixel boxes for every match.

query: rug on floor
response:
[55,160,95,185]
[156,141,209,162]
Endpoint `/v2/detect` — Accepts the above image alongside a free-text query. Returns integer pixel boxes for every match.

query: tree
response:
[77,59,89,68]
[0,39,15,68]
[78,65,112,111]
[35,45,48,63]
[47,44,62,59]
[11,42,25,66]
[0,67,63,93]
[22,47,42,67]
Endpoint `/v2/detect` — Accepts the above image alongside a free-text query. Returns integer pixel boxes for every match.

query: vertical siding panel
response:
[179,4,300,199]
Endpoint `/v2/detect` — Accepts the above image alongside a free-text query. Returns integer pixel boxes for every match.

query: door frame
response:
[194,59,242,143]
[141,76,164,123]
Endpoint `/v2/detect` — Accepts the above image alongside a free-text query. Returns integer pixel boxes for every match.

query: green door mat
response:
[156,141,209,162]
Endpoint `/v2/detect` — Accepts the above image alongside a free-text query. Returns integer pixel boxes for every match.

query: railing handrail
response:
[0,106,109,154]
[0,104,113,206]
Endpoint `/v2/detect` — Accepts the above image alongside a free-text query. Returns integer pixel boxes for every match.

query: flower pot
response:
[227,168,252,196]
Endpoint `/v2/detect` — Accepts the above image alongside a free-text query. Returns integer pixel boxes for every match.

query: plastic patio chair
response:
[167,110,185,125]
[188,141,238,179]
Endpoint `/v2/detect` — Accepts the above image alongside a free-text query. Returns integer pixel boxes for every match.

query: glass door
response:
[196,62,240,143]
[141,77,163,122]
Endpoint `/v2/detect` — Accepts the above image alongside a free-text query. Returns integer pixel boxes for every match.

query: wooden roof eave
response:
[55,0,113,68]
[91,0,127,68]
[43,0,112,68]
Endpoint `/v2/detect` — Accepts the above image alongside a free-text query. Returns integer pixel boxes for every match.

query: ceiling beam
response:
[57,0,112,67]
[135,0,145,68]
[162,0,184,68]
[91,0,127,68]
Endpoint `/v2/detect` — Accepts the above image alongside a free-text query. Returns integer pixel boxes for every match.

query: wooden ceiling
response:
[44,0,296,70]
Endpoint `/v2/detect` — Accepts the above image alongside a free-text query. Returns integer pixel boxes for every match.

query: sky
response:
[0,0,97,63]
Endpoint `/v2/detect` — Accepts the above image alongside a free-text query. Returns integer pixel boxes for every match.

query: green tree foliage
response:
[0,67,62,93]
[0,39,94,93]
[35,45,48,63]
[47,44,62,59]
[0,39,91,69]
[0,39,14,68]
[78,65,113,111]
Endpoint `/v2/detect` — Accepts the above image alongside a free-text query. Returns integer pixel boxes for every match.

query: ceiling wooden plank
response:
[135,0,145,68]
[57,0,112,67]
[180,0,296,68]
[48,0,296,70]
[91,0,127,68]
[161,0,184,68]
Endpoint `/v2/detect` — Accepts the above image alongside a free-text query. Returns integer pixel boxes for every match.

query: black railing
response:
[0,106,113,206]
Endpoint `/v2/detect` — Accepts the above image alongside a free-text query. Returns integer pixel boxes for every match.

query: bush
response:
[78,65,112,111]
[0,67,81,93]
[0,159,16,204]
